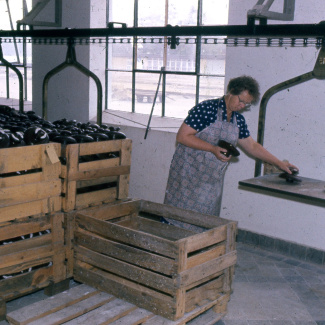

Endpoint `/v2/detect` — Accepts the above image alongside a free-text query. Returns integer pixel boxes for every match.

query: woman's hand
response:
[276,161,299,174]
[212,145,232,162]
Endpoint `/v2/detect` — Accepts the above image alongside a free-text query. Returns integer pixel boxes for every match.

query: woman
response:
[164,75,298,218]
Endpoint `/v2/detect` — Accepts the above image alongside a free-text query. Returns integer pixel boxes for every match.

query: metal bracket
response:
[247,0,295,25]
[17,0,62,30]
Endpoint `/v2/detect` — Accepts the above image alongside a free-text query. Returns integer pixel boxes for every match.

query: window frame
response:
[105,0,227,118]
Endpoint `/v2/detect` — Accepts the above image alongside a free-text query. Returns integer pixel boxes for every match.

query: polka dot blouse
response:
[184,97,250,139]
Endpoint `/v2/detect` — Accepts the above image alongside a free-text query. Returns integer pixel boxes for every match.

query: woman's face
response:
[227,90,254,113]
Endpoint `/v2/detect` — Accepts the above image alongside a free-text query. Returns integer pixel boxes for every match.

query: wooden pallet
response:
[6,283,229,325]
[0,143,62,223]
[72,200,237,321]
[60,139,132,212]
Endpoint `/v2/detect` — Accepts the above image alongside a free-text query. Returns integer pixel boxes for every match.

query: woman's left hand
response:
[277,161,299,174]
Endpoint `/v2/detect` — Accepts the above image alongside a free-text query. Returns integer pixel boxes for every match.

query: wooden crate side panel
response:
[184,225,228,253]
[134,217,196,241]
[140,200,232,229]
[142,293,229,325]
[75,187,117,209]
[178,250,237,287]
[0,197,61,224]
[79,199,140,220]
[78,140,126,156]
[76,176,118,189]
[77,158,119,173]
[185,275,224,313]
[4,145,36,170]
[74,245,177,295]
[0,179,61,208]
[0,266,53,301]
[186,244,226,270]
[74,262,178,321]
[75,229,177,275]
[76,213,178,258]
[118,139,132,200]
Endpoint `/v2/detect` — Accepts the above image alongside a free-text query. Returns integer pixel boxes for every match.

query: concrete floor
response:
[1,242,324,325]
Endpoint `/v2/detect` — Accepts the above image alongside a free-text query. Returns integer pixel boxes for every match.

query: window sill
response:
[101,110,183,133]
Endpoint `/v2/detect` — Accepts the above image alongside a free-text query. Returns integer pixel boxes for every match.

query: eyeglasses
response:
[237,95,252,108]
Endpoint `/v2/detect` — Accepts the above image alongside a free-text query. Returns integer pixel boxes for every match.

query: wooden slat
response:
[6,284,99,325]
[133,217,196,241]
[74,263,176,320]
[75,187,117,208]
[78,140,124,156]
[178,251,237,287]
[74,245,177,295]
[142,293,229,325]
[186,245,226,270]
[80,199,140,220]
[75,229,176,275]
[76,213,179,258]
[185,276,224,313]
[140,200,232,229]
[63,297,137,325]
[108,307,153,325]
[183,225,228,253]
[77,158,119,173]
[0,216,51,241]
[0,179,61,208]
[0,233,52,255]
[26,292,114,325]
[0,266,53,300]
[0,197,61,224]
[76,176,118,188]
[0,245,53,270]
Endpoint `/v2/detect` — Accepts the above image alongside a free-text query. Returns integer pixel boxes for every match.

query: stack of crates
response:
[0,143,65,318]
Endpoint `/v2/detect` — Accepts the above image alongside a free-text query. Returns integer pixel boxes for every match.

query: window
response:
[0,0,32,101]
[106,0,229,118]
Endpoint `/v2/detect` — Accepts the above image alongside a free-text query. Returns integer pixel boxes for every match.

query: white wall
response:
[221,0,325,250]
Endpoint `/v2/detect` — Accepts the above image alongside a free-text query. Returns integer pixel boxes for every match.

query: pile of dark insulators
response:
[0,105,126,148]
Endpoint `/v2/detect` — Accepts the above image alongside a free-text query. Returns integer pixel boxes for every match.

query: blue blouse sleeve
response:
[236,113,250,139]
[184,100,219,132]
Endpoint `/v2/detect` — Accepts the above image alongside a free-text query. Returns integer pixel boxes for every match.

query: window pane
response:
[135,72,162,115]
[167,42,196,72]
[202,0,229,25]
[200,42,226,75]
[108,40,133,70]
[165,75,196,118]
[168,0,197,26]
[137,42,164,71]
[107,71,132,112]
[199,76,225,102]
[109,0,134,27]
[138,0,165,27]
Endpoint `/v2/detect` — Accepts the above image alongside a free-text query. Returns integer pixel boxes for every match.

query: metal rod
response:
[2,23,325,38]
[144,67,165,139]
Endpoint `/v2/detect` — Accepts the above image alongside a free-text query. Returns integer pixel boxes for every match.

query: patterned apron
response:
[164,99,239,220]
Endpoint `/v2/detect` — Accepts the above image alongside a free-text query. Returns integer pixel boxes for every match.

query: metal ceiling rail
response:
[1,22,325,38]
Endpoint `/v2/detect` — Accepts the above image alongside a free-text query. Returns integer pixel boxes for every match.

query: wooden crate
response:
[6,283,229,325]
[0,212,67,304]
[0,143,62,223]
[73,200,237,321]
[60,139,132,212]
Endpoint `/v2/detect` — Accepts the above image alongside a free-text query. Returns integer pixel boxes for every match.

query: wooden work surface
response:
[238,174,325,204]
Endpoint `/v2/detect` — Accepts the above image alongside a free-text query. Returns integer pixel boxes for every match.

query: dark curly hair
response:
[226,75,260,104]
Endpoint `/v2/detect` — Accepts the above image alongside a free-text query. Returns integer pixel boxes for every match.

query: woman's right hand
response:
[213,146,232,162]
